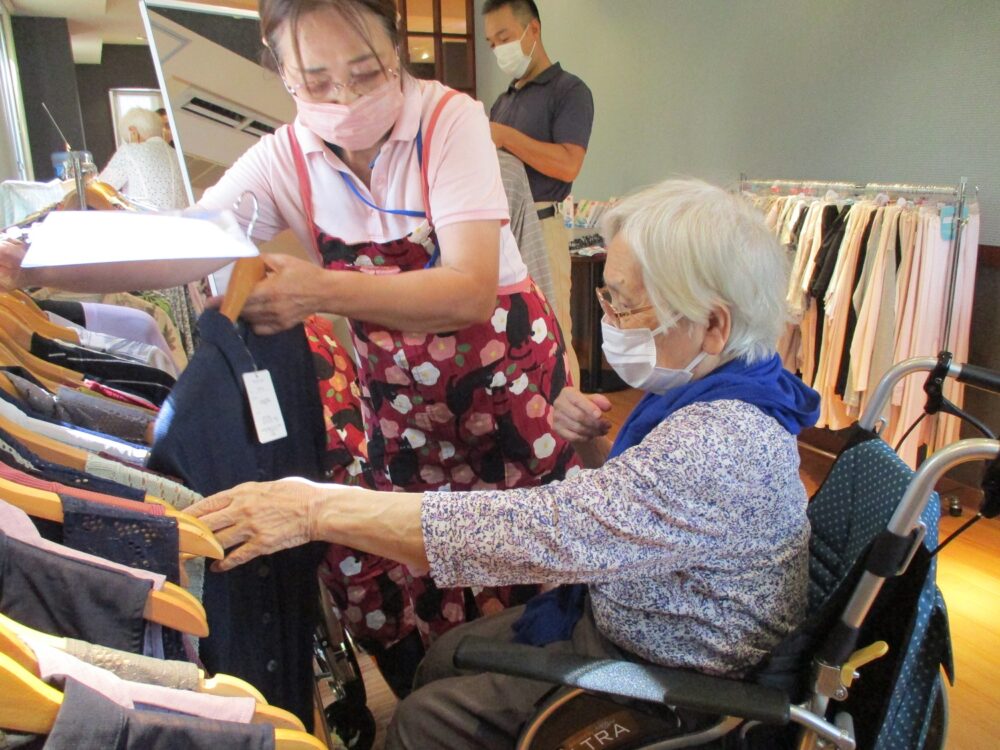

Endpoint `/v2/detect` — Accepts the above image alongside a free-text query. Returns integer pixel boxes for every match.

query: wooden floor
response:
[349,387,999,749]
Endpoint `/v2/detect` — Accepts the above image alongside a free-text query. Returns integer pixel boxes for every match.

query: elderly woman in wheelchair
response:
[189,178,822,749]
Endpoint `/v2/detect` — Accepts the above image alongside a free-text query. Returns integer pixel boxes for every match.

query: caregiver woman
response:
[204,0,578,688]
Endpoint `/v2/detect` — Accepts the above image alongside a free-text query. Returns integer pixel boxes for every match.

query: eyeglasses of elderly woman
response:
[595,286,655,328]
[270,48,399,102]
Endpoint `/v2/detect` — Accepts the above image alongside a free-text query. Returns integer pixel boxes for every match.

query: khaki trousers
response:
[536,205,580,387]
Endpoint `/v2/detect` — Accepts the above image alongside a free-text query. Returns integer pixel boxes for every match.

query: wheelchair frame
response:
[454,354,1000,750]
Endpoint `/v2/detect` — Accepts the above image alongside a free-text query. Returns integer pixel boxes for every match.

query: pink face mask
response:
[293,76,405,151]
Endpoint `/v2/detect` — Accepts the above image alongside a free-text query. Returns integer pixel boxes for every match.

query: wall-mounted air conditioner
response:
[178,87,279,139]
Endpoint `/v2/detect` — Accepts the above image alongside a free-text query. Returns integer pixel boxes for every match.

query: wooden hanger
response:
[219,257,267,323]
[0,341,61,393]
[0,410,222,560]
[1,614,238,697]
[1,614,297,727]
[139,497,223,560]
[0,483,210,635]
[0,293,80,344]
[58,180,133,213]
[0,652,322,748]
[0,371,19,399]
[252,704,306,732]
[0,305,36,349]
[0,327,85,389]
[0,615,39,672]
[0,314,84,393]
[200,670,266,701]
[9,289,45,310]
[0,474,222,561]
[0,651,62,734]
[0,410,89,469]
[1,618,321,746]
[147,583,209,637]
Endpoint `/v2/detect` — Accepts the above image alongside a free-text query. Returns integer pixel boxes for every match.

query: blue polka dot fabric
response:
[807,436,953,750]
[807,438,918,611]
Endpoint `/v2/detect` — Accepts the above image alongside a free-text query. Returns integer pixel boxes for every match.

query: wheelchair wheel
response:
[324,700,376,750]
[920,672,949,750]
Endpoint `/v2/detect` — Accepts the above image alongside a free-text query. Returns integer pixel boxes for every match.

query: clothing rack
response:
[738,174,973,350]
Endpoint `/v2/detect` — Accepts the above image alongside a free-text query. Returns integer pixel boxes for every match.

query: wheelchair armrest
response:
[453,636,790,726]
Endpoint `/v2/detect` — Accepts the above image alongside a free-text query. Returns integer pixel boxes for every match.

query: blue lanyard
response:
[338,128,441,268]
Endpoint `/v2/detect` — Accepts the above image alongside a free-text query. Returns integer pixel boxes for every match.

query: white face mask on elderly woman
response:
[601,318,708,394]
[292,74,404,151]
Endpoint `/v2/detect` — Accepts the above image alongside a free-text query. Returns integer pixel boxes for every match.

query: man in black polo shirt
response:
[484,0,594,387]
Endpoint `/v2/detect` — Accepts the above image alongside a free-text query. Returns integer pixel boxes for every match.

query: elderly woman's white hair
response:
[119,108,163,143]
[602,178,788,364]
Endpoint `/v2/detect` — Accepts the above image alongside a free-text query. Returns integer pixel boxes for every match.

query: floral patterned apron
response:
[289,93,580,648]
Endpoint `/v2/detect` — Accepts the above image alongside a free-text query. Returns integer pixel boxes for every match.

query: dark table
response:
[571,251,627,394]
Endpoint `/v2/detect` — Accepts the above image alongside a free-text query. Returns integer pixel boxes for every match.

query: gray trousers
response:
[386,602,624,750]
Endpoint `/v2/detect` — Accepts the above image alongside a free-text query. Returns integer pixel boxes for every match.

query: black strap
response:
[537,205,556,221]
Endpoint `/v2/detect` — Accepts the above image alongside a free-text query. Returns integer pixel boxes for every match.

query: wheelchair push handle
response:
[859,353,1000,431]
[955,362,1000,394]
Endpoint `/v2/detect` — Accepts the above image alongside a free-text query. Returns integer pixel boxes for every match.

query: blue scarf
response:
[511,354,820,646]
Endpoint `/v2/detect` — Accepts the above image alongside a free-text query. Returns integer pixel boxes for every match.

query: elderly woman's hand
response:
[187,479,326,572]
[0,236,27,291]
[553,386,612,443]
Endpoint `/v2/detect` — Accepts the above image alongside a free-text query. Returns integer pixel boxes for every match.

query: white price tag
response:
[242,370,287,444]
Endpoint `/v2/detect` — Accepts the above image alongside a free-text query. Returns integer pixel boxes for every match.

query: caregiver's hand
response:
[231,253,324,335]
[552,386,612,444]
[187,480,326,572]
[0,236,27,292]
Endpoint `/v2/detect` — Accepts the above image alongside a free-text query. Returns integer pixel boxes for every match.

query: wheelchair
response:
[454,352,1000,750]
[312,582,377,750]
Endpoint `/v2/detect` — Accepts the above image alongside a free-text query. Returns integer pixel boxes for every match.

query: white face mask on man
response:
[600,316,708,394]
[493,28,535,79]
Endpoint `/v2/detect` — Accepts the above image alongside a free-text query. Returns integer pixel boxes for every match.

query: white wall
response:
[474,0,1000,243]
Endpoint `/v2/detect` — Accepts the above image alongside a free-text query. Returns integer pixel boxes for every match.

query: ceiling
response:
[5,0,257,64]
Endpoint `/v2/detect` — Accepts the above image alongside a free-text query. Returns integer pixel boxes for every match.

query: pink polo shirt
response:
[199,77,528,286]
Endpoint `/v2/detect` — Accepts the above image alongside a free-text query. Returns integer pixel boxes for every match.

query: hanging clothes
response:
[0,530,150,653]
[2,371,156,445]
[746,188,980,465]
[28,336,175,408]
[32,642,256,723]
[39,678,275,750]
[56,638,200,690]
[147,309,328,728]
[0,424,146,501]
[32,293,189,371]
